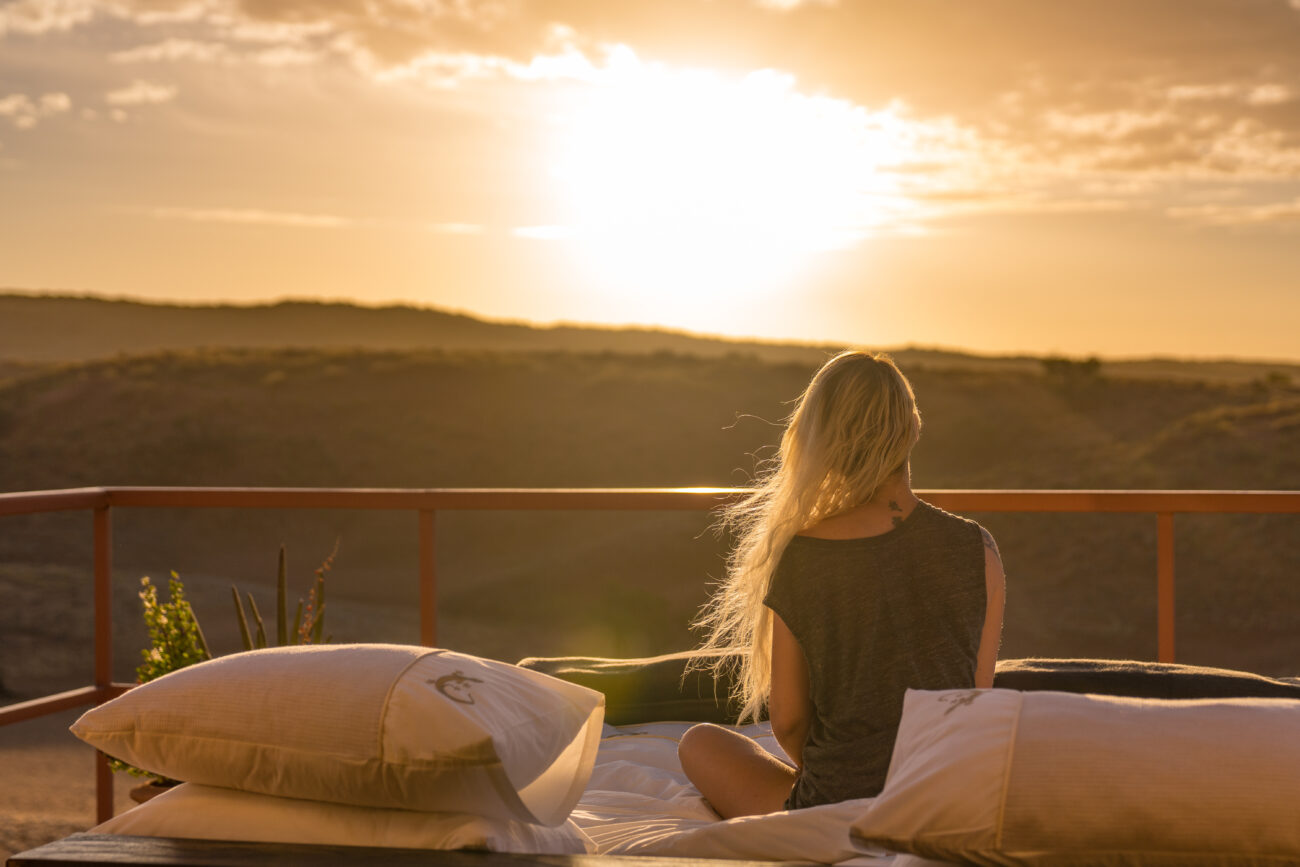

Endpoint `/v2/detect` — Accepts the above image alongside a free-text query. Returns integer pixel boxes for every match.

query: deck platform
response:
[8,834,803,867]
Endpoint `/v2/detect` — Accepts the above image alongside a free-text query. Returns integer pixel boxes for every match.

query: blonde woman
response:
[679,351,1006,818]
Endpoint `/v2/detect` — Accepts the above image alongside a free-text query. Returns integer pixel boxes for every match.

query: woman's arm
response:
[769,610,812,768]
[975,528,1007,689]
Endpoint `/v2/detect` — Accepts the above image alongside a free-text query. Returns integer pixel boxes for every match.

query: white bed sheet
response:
[570,721,953,866]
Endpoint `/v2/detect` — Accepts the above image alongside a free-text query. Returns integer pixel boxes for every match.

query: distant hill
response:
[0,292,837,364]
[3,292,1299,383]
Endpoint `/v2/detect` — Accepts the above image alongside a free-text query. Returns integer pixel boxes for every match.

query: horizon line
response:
[3,286,1298,368]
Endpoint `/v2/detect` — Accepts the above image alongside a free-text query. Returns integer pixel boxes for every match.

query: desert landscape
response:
[2,295,1299,859]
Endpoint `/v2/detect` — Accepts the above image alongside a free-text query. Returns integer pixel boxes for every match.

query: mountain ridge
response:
[4,291,1299,382]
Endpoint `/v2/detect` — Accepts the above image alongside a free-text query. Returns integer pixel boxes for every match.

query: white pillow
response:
[71,644,604,826]
[94,783,596,854]
[851,688,1300,866]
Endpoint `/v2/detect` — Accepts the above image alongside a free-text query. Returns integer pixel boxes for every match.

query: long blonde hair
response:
[691,351,922,722]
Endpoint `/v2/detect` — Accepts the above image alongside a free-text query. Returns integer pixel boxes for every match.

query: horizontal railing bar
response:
[922,489,1300,514]
[104,486,743,511]
[2,487,1298,516]
[0,486,1285,514]
[0,683,130,726]
[0,487,109,517]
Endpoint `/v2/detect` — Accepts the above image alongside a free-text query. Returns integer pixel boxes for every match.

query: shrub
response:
[109,572,211,780]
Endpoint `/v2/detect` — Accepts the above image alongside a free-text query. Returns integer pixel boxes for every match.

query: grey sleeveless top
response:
[763,500,987,809]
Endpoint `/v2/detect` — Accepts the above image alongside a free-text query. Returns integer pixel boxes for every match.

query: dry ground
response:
[0,710,138,862]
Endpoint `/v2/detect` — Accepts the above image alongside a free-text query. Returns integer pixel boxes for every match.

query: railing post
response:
[93,505,114,823]
[1156,512,1176,663]
[419,509,437,647]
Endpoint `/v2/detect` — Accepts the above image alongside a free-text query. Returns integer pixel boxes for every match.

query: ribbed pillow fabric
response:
[92,782,596,854]
[71,644,604,826]
[851,688,1300,865]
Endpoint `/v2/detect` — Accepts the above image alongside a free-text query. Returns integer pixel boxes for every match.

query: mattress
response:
[573,721,947,866]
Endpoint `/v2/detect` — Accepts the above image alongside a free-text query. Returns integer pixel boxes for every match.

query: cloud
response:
[110,37,234,62]
[1166,82,1295,109]
[144,206,355,227]
[0,0,214,37]
[752,0,836,9]
[1043,109,1176,142]
[218,16,335,44]
[251,44,320,65]
[105,79,179,105]
[109,34,321,65]
[1248,84,1294,106]
[986,197,1143,216]
[992,75,1300,180]
[1167,84,1241,102]
[0,92,73,128]
[146,210,490,232]
[1168,197,1300,227]
[0,0,99,36]
[7,0,1300,208]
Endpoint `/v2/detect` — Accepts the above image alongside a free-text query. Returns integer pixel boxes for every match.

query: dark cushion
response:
[519,652,1300,726]
[517,650,745,726]
[993,657,1300,699]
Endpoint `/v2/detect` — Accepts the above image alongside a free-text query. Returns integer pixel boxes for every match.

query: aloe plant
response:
[232,543,335,650]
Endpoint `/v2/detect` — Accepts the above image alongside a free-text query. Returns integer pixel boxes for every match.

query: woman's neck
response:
[868,470,917,512]
[798,469,918,539]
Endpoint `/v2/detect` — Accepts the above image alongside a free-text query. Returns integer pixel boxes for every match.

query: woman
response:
[679,351,1006,818]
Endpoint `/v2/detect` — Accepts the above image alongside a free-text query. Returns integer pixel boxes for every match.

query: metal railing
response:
[1,485,1298,824]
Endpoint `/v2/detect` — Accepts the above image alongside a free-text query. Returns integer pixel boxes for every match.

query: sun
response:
[547,53,917,323]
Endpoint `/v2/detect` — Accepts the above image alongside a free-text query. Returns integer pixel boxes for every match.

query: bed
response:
[10,650,1300,867]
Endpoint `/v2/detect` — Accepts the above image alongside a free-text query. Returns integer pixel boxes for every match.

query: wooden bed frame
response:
[9,834,803,867]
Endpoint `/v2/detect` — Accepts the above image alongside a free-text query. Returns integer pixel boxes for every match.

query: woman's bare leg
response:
[677,723,797,818]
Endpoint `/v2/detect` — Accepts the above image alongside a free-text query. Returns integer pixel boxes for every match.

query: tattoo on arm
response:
[980,527,1001,556]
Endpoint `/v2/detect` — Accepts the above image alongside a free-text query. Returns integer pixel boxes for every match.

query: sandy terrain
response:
[0,709,139,862]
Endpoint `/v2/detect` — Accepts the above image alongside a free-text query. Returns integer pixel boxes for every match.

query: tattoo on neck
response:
[888,500,903,512]
[981,527,1000,554]
[892,516,904,529]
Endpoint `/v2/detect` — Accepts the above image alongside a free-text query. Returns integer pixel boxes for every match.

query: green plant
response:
[231,542,335,650]
[109,571,211,781]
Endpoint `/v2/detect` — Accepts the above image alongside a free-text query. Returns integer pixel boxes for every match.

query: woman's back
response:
[679,351,1004,819]
[763,499,986,807]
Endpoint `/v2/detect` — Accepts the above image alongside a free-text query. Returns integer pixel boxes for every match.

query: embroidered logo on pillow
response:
[433,670,485,705]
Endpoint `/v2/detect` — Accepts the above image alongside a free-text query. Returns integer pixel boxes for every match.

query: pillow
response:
[851,688,1300,865]
[516,650,746,725]
[994,657,1300,699]
[93,783,595,855]
[71,644,604,826]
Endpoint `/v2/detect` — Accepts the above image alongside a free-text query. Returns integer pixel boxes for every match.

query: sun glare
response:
[548,52,920,318]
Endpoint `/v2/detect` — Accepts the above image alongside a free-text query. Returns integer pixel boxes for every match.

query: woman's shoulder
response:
[916,499,982,531]
[911,500,991,550]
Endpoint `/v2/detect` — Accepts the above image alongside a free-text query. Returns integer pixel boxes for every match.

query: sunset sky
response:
[2,0,1298,360]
